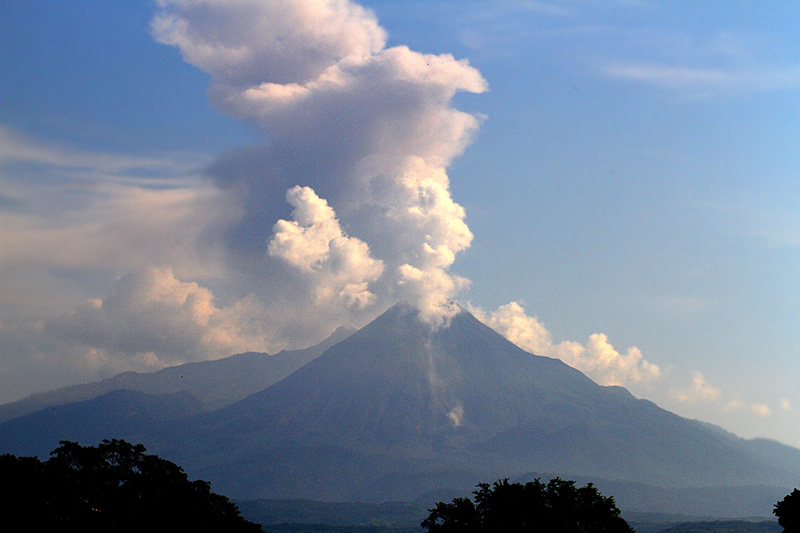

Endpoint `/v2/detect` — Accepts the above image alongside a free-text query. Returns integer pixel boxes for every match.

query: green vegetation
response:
[0,439,262,532]
[421,478,633,532]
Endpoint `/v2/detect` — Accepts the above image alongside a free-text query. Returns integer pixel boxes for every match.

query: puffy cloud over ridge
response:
[471,302,661,387]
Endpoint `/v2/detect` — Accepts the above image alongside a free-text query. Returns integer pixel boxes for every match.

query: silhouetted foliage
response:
[775,488,800,533]
[421,478,634,532]
[0,439,262,532]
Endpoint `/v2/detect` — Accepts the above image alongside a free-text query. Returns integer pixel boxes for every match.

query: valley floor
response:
[236,498,781,533]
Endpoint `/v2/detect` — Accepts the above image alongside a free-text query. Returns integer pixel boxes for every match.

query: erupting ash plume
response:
[30,0,660,390]
[153,0,487,326]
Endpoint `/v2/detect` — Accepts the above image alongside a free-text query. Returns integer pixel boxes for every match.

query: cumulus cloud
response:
[151,0,386,87]
[475,302,774,419]
[47,267,269,371]
[268,185,383,308]
[471,301,661,387]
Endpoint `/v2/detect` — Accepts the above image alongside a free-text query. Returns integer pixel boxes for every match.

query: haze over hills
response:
[0,305,797,518]
[0,326,355,423]
[163,305,798,499]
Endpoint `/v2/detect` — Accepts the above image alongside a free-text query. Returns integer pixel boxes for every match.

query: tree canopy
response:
[421,478,633,533]
[775,488,800,533]
[0,439,262,532]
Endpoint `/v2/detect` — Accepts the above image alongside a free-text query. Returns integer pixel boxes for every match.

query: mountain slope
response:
[157,305,796,500]
[0,326,354,422]
[0,389,202,456]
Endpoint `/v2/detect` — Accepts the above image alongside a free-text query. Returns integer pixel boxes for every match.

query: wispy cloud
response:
[596,24,800,95]
[0,126,207,187]
[0,126,228,274]
[689,195,800,250]
[670,371,772,417]
[603,62,800,93]
[513,0,572,17]
[0,124,236,336]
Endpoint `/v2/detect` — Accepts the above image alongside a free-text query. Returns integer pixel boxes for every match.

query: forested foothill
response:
[0,439,262,532]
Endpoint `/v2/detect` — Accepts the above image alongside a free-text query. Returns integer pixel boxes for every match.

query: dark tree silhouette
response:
[775,488,800,533]
[1,439,262,532]
[421,478,633,532]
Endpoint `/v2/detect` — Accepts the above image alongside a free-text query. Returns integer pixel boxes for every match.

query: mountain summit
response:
[217,304,608,446]
[157,305,796,500]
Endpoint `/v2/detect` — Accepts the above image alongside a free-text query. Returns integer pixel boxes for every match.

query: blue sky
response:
[1,1,799,447]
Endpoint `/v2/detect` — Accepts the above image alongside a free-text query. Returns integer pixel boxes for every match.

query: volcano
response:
[154,305,798,501]
[2,304,797,508]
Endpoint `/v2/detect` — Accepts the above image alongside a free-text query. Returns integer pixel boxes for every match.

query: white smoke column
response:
[152,0,488,325]
[471,302,661,387]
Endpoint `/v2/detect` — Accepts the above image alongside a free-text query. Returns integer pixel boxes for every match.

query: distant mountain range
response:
[1,305,797,518]
[0,325,355,422]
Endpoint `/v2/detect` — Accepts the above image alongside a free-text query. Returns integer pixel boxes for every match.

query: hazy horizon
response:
[1,0,798,448]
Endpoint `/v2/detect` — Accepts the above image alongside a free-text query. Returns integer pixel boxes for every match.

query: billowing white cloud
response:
[471,301,661,387]
[151,0,386,87]
[47,267,270,370]
[268,185,383,308]
[153,0,488,324]
[2,0,490,397]
[580,333,661,386]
